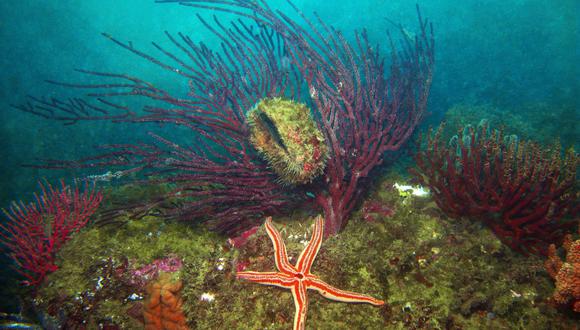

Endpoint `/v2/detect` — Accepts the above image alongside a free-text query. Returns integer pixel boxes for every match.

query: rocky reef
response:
[19,173,577,329]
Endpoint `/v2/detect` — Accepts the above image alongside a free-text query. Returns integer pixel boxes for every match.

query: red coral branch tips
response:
[17,2,434,238]
[0,180,103,286]
[413,122,579,255]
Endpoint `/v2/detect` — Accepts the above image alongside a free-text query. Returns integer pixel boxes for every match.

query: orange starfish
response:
[237,215,385,330]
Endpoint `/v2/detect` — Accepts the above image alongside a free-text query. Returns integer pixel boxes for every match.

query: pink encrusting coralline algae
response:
[361,201,396,223]
[227,226,260,249]
[130,255,183,287]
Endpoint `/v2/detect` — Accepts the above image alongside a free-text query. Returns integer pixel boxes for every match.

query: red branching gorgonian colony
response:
[19,1,434,237]
[0,181,102,285]
[413,122,579,255]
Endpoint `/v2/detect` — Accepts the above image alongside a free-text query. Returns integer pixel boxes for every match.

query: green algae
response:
[248,97,328,185]
[32,175,577,329]
[36,214,227,329]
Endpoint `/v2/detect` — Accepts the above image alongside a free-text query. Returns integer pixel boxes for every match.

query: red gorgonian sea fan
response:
[17,0,433,237]
[0,180,103,286]
[412,121,579,255]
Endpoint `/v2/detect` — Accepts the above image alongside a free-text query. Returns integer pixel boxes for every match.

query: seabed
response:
[7,172,576,329]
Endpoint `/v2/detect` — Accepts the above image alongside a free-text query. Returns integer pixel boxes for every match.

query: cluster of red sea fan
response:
[413,121,579,255]
[0,181,102,285]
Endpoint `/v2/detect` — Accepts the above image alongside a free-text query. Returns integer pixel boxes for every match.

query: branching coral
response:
[19,11,297,235]
[17,0,433,237]
[0,180,102,285]
[413,121,579,254]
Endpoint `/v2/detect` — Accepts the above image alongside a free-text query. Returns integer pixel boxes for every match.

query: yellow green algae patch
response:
[248,97,328,185]
[36,215,226,329]
[339,175,572,329]
[33,174,576,329]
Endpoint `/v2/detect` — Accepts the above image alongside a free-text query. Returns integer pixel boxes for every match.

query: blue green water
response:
[1,0,577,205]
[0,0,577,321]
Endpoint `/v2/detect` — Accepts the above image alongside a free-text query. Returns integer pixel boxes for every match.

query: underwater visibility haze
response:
[0,0,578,329]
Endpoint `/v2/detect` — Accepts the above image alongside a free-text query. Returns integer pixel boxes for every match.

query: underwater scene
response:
[0,0,578,329]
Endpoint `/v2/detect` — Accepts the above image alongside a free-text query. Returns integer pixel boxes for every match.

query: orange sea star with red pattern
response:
[237,216,384,330]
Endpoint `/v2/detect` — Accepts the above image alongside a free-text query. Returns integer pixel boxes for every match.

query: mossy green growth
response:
[31,171,577,329]
[332,173,575,329]
[248,97,328,185]
[36,215,229,329]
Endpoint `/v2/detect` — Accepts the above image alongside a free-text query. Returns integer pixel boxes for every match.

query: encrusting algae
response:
[248,97,328,185]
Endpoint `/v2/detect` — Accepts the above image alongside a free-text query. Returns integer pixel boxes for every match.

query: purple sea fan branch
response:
[164,1,434,236]
[19,10,299,234]
[252,2,435,235]
[21,1,434,238]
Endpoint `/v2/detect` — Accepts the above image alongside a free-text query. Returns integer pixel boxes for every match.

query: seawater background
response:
[0,0,577,312]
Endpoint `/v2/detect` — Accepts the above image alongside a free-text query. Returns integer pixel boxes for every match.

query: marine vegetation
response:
[247,97,328,185]
[0,180,102,286]
[28,177,579,328]
[413,121,579,255]
[236,216,384,330]
[18,0,434,237]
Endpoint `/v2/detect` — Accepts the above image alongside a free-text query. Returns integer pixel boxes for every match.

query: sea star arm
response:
[307,277,385,306]
[295,215,324,274]
[291,281,309,330]
[238,216,384,330]
[265,217,296,273]
[236,271,295,288]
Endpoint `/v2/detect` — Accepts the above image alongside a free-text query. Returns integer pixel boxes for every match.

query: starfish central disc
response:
[237,216,385,330]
